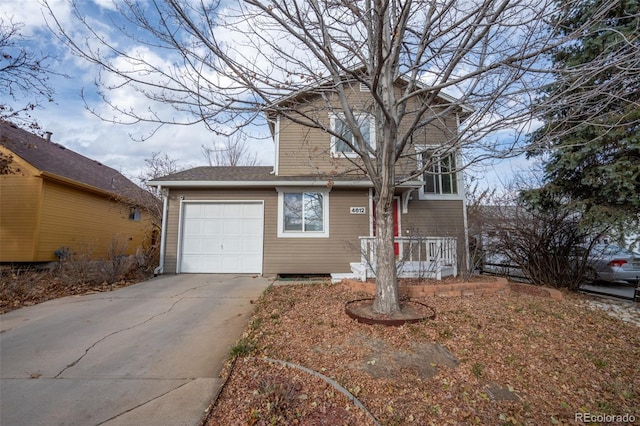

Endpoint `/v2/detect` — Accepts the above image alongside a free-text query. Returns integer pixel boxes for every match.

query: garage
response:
[178,201,264,273]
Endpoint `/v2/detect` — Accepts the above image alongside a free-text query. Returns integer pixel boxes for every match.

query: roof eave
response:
[40,171,139,204]
[266,72,475,114]
[397,180,424,189]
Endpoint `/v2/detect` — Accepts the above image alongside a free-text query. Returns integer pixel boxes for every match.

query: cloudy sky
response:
[3,0,529,187]
[3,0,275,181]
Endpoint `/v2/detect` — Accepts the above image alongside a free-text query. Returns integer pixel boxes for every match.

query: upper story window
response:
[277,188,330,238]
[329,113,375,158]
[419,149,459,197]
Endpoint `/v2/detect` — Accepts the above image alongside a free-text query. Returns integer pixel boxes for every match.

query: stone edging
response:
[343,277,563,300]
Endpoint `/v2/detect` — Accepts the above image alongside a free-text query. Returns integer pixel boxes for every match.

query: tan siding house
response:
[0,121,153,262]
[150,80,469,279]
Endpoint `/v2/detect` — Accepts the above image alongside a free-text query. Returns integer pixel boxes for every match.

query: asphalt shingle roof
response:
[0,121,141,197]
[152,166,370,183]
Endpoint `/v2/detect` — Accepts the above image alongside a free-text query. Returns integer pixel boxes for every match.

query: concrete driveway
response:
[0,274,271,426]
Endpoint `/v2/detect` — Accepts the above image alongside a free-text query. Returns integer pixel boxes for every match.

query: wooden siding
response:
[163,188,370,275]
[402,199,465,236]
[34,180,152,261]
[401,198,467,268]
[0,175,43,261]
[276,85,458,177]
[268,189,370,274]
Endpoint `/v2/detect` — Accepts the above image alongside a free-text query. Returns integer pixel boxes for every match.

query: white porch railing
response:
[358,236,458,280]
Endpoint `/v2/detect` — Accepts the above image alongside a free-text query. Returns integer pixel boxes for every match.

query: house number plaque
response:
[350,207,366,214]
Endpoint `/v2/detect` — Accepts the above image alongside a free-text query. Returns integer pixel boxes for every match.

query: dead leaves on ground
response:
[0,268,150,314]
[209,283,639,425]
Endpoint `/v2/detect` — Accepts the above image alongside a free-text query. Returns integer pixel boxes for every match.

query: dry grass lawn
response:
[207,281,639,425]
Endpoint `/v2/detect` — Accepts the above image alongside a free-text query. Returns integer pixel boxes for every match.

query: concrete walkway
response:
[0,274,271,426]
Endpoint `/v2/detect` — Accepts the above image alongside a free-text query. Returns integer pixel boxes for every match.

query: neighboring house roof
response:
[0,120,142,199]
[149,166,374,187]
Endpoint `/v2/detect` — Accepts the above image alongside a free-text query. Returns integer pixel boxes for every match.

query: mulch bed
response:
[345,298,436,325]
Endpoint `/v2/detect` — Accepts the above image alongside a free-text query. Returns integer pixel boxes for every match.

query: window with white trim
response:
[277,189,330,238]
[420,150,458,196]
[330,113,375,157]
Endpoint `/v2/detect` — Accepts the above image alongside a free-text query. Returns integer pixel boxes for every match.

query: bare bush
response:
[135,229,161,273]
[482,197,605,290]
[104,235,133,284]
[56,238,135,286]
[464,179,498,280]
[64,241,99,285]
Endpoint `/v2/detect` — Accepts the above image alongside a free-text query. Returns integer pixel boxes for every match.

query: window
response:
[129,206,141,221]
[420,150,459,196]
[330,113,375,157]
[277,189,329,238]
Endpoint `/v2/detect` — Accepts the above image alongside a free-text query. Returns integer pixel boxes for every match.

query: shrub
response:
[104,235,133,284]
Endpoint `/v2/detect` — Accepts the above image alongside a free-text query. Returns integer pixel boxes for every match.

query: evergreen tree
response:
[528,0,640,225]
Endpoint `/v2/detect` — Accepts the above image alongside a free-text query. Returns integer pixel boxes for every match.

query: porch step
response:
[330,273,358,284]
[350,262,367,282]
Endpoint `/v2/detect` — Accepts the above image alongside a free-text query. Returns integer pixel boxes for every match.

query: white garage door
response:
[179,201,264,273]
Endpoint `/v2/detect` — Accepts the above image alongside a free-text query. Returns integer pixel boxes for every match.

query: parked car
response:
[587,244,640,285]
[481,244,640,286]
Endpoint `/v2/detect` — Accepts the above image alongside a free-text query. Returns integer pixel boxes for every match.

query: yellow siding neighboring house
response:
[0,174,42,261]
[34,179,152,261]
[0,121,154,263]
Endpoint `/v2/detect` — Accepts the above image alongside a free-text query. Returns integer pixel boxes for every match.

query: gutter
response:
[154,186,169,276]
[146,179,426,190]
[147,180,375,188]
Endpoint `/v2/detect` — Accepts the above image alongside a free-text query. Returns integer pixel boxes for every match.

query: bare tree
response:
[132,151,184,234]
[201,133,260,166]
[127,152,184,269]
[43,0,623,314]
[134,151,184,198]
[0,16,60,131]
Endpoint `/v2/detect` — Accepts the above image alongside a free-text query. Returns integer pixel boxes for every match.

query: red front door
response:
[372,198,400,256]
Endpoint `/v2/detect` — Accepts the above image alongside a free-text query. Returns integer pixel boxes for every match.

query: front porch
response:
[332,236,458,283]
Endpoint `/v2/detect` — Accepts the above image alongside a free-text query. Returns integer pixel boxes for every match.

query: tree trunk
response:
[372,187,400,315]
[371,21,401,315]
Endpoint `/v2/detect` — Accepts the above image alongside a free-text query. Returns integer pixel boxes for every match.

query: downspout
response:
[457,111,471,274]
[154,186,169,276]
[268,116,280,175]
[462,189,471,274]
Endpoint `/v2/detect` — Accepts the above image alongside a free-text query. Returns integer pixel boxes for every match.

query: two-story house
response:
[149,79,470,280]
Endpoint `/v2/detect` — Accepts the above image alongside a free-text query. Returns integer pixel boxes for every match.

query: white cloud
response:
[8,1,275,181]
[3,1,56,33]
[35,102,274,180]
[91,0,118,12]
